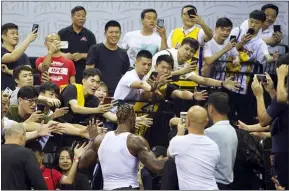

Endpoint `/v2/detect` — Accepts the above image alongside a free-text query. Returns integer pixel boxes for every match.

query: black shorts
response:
[273,152,289,189]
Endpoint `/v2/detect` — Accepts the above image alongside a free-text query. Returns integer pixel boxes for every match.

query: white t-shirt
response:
[113,69,145,100]
[205,120,238,184]
[168,134,220,190]
[167,26,206,48]
[122,30,161,68]
[203,38,239,78]
[151,48,196,79]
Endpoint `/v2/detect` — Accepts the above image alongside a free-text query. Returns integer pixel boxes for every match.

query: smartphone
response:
[149,71,158,80]
[180,112,187,124]
[3,87,13,97]
[191,57,199,62]
[271,177,280,186]
[37,103,46,112]
[255,74,267,83]
[230,35,237,42]
[103,97,113,104]
[59,41,68,49]
[157,19,164,28]
[187,9,196,18]
[32,24,39,33]
[247,28,255,35]
[273,25,281,33]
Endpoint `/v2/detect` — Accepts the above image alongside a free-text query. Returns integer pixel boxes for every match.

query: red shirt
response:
[35,56,76,87]
[41,166,63,190]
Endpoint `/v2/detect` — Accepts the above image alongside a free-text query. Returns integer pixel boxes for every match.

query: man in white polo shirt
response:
[205,92,238,190]
[168,105,220,190]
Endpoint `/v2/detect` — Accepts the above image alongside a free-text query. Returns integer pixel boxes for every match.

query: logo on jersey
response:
[48,67,68,75]
[81,36,87,41]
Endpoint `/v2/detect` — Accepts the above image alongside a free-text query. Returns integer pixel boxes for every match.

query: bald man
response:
[168,106,220,190]
[1,124,47,190]
[35,33,76,87]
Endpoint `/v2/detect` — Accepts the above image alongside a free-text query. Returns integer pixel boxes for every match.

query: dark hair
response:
[216,17,233,28]
[181,37,199,50]
[141,9,157,19]
[17,86,39,99]
[181,5,197,14]
[83,68,102,80]
[156,55,174,69]
[277,53,289,68]
[1,23,18,43]
[26,141,43,153]
[12,65,33,80]
[116,104,134,124]
[207,92,230,115]
[104,20,121,32]
[53,147,74,171]
[249,10,266,22]
[39,82,60,96]
[261,4,279,16]
[71,6,86,16]
[136,50,153,60]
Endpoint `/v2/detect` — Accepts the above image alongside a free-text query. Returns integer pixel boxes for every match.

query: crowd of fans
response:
[1,3,288,190]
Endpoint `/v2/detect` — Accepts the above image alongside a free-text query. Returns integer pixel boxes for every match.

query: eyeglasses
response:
[23,98,38,104]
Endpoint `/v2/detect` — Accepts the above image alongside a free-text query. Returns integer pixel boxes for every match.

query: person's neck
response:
[115,124,131,134]
[104,42,118,51]
[212,115,228,125]
[62,170,69,176]
[183,24,194,31]
[262,25,270,31]
[83,87,89,97]
[2,42,16,52]
[135,69,144,79]
[141,26,153,36]
[72,23,83,34]
[4,139,23,146]
[187,127,204,135]
[214,36,225,45]
[18,107,30,120]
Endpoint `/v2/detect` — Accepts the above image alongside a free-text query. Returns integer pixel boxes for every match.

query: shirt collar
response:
[182,25,196,35]
[69,24,85,34]
[213,120,230,126]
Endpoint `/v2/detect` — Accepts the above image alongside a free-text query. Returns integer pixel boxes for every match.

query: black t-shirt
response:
[86,43,130,95]
[59,84,100,123]
[1,47,31,90]
[1,144,47,190]
[58,172,90,190]
[58,25,96,83]
[267,98,289,153]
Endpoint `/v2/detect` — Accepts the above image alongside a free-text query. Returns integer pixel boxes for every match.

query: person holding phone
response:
[1,23,37,90]
[122,9,168,68]
[167,5,213,59]
[35,33,76,88]
[202,18,240,78]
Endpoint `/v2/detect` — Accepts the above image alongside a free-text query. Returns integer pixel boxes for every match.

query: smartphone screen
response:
[149,72,158,80]
[37,104,46,112]
[255,74,267,83]
[230,35,237,42]
[273,25,281,33]
[247,28,255,35]
[157,19,164,28]
[103,97,113,104]
[32,24,39,33]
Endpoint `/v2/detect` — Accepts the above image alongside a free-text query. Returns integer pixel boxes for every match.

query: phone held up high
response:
[103,97,113,105]
[187,9,196,18]
[273,25,281,33]
[32,24,39,33]
[255,74,267,84]
[230,35,237,43]
[157,19,164,28]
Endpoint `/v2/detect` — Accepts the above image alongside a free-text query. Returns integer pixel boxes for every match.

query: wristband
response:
[73,157,79,163]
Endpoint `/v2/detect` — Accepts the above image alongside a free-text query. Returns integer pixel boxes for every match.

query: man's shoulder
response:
[83,27,95,36]
[124,30,141,37]
[1,47,9,54]
[90,43,105,51]
[58,26,71,34]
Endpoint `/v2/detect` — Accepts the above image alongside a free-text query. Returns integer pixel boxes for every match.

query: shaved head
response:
[4,123,26,146]
[45,33,60,42]
[187,105,209,131]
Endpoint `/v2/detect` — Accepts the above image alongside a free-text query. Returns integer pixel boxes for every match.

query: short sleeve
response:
[89,33,97,48]
[122,72,140,88]
[203,41,213,58]
[52,169,63,185]
[266,98,288,120]
[197,29,206,46]
[68,60,76,77]
[24,54,31,66]
[122,52,130,74]
[1,47,9,58]
[61,85,77,106]
[35,57,45,71]
[86,45,97,67]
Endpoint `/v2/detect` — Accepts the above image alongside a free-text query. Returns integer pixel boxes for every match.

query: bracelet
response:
[73,157,79,163]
